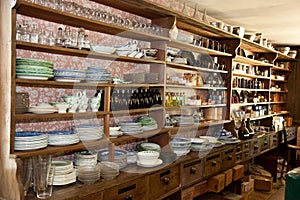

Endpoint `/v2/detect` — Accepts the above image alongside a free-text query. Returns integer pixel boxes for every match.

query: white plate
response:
[137,159,163,168]
[16,75,49,80]
[55,78,81,82]
[190,138,209,144]
[221,139,241,144]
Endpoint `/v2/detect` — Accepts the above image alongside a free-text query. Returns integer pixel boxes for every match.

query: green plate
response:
[16,58,53,68]
[16,72,54,77]
[16,65,53,72]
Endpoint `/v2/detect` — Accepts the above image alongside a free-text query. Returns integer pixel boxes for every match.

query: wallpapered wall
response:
[16,0,210,151]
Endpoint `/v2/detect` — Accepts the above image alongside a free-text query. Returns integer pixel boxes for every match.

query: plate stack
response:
[85,67,112,83]
[48,131,80,146]
[74,151,98,166]
[170,137,191,156]
[16,58,54,80]
[14,132,48,151]
[99,162,120,180]
[118,121,143,135]
[172,115,194,126]
[98,149,127,169]
[136,116,158,131]
[28,103,58,114]
[109,126,123,138]
[51,160,76,186]
[77,164,101,184]
[53,69,86,82]
[73,124,104,141]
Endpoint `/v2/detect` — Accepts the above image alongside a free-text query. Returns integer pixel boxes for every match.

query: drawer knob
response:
[161,177,170,185]
[211,161,217,167]
[254,145,259,150]
[190,167,197,174]
[228,155,233,160]
[125,195,133,200]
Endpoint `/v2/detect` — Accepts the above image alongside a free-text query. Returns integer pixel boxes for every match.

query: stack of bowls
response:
[119,121,143,135]
[136,116,158,131]
[77,164,101,184]
[53,69,86,82]
[170,137,191,156]
[73,124,104,141]
[74,151,98,167]
[99,161,120,180]
[126,151,137,164]
[97,149,127,169]
[190,138,210,151]
[51,160,76,186]
[109,126,123,138]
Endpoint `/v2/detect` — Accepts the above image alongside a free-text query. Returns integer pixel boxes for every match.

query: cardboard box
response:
[254,175,273,191]
[207,174,225,193]
[223,169,233,187]
[233,165,244,181]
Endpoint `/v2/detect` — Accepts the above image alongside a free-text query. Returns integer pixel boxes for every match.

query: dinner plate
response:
[137,159,163,168]
[55,78,81,82]
[16,75,50,80]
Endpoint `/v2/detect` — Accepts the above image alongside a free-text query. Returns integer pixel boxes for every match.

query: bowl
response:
[98,149,127,169]
[127,151,137,164]
[170,137,191,148]
[232,26,245,38]
[198,136,218,143]
[137,151,160,165]
[159,152,177,163]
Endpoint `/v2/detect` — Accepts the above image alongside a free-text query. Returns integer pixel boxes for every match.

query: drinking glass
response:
[34,163,55,199]
[21,157,33,196]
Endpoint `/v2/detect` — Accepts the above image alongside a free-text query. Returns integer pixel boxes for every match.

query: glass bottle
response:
[83,34,90,49]
[30,23,39,43]
[156,89,162,105]
[64,26,72,47]
[55,27,64,46]
[70,29,78,47]
[48,31,55,46]
[38,29,47,45]
[16,22,22,41]
[246,118,254,138]
[238,118,250,140]
[21,20,31,42]
[138,89,144,108]
[77,28,85,50]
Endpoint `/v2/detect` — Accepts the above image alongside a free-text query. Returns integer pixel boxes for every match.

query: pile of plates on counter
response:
[14,132,48,151]
[73,124,104,141]
[16,58,54,80]
[136,116,158,131]
[170,137,191,156]
[51,160,76,186]
[77,164,101,184]
[48,131,80,146]
[74,151,98,166]
[53,69,86,82]
[85,66,112,83]
[28,103,58,114]
[118,121,143,135]
[98,149,127,169]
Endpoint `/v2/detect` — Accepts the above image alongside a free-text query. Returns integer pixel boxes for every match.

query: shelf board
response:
[167,62,228,74]
[165,120,232,131]
[168,40,232,57]
[270,90,288,93]
[231,102,270,106]
[249,114,273,121]
[269,102,286,104]
[15,111,109,122]
[271,66,292,72]
[16,0,169,42]
[11,138,110,158]
[165,104,227,110]
[276,52,297,61]
[270,79,287,83]
[111,84,164,88]
[232,88,269,92]
[240,39,277,53]
[272,111,290,116]
[16,41,165,64]
[110,106,163,115]
[232,72,270,80]
[166,84,227,90]
[233,55,274,67]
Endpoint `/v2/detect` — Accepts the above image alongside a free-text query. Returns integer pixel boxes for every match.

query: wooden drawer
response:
[65,191,103,200]
[252,139,260,156]
[233,165,244,181]
[235,144,243,153]
[260,136,270,152]
[181,186,194,200]
[103,177,146,200]
[193,180,207,198]
[204,153,221,177]
[235,152,243,163]
[181,159,204,186]
[243,141,251,151]
[221,148,235,170]
[223,168,233,187]
[269,133,278,148]
[243,149,251,161]
[207,174,225,193]
[148,165,180,199]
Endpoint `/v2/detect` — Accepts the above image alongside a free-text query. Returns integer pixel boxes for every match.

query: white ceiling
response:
[181,0,300,46]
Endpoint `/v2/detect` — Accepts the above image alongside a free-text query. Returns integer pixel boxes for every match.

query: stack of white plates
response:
[85,67,112,83]
[28,103,58,114]
[73,124,104,141]
[77,164,101,184]
[14,132,48,151]
[53,69,86,82]
[118,121,143,135]
[16,58,54,80]
[48,131,80,146]
[51,160,76,186]
[109,127,123,138]
[74,151,98,166]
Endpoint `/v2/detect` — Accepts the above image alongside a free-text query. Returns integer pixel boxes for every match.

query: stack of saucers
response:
[47,131,80,146]
[16,58,54,80]
[77,164,101,184]
[136,116,158,131]
[85,67,112,83]
[73,124,104,141]
[51,160,76,186]
[98,149,127,169]
[170,137,191,156]
[14,132,48,151]
[109,126,123,138]
[53,69,86,82]
[118,121,143,135]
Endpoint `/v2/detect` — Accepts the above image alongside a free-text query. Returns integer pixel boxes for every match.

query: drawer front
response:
[235,144,243,153]
[148,165,180,199]
[221,148,235,169]
[252,139,260,156]
[181,159,204,186]
[260,136,270,151]
[235,152,243,163]
[103,177,146,200]
[270,133,278,148]
[243,149,251,161]
[204,153,221,177]
[243,141,250,151]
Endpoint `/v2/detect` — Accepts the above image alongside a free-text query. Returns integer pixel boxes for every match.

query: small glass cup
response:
[34,163,55,199]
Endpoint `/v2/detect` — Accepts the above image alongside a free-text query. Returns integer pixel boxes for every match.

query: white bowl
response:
[137,151,159,165]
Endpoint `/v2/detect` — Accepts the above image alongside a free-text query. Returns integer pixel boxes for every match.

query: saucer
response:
[137,159,163,168]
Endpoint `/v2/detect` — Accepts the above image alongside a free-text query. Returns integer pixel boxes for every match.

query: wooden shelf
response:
[15,111,109,122]
[167,62,228,74]
[232,72,270,80]
[240,39,277,54]
[271,66,292,72]
[233,55,274,67]
[231,102,270,106]
[16,0,169,42]
[166,84,227,90]
[110,106,163,115]
[272,111,290,116]
[16,41,165,64]
[269,102,286,104]
[165,104,227,110]
[248,114,273,121]
[11,138,110,158]
[270,79,288,83]
[232,88,269,92]
[111,84,164,88]
[270,90,288,93]
[168,40,232,57]
[276,52,297,61]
